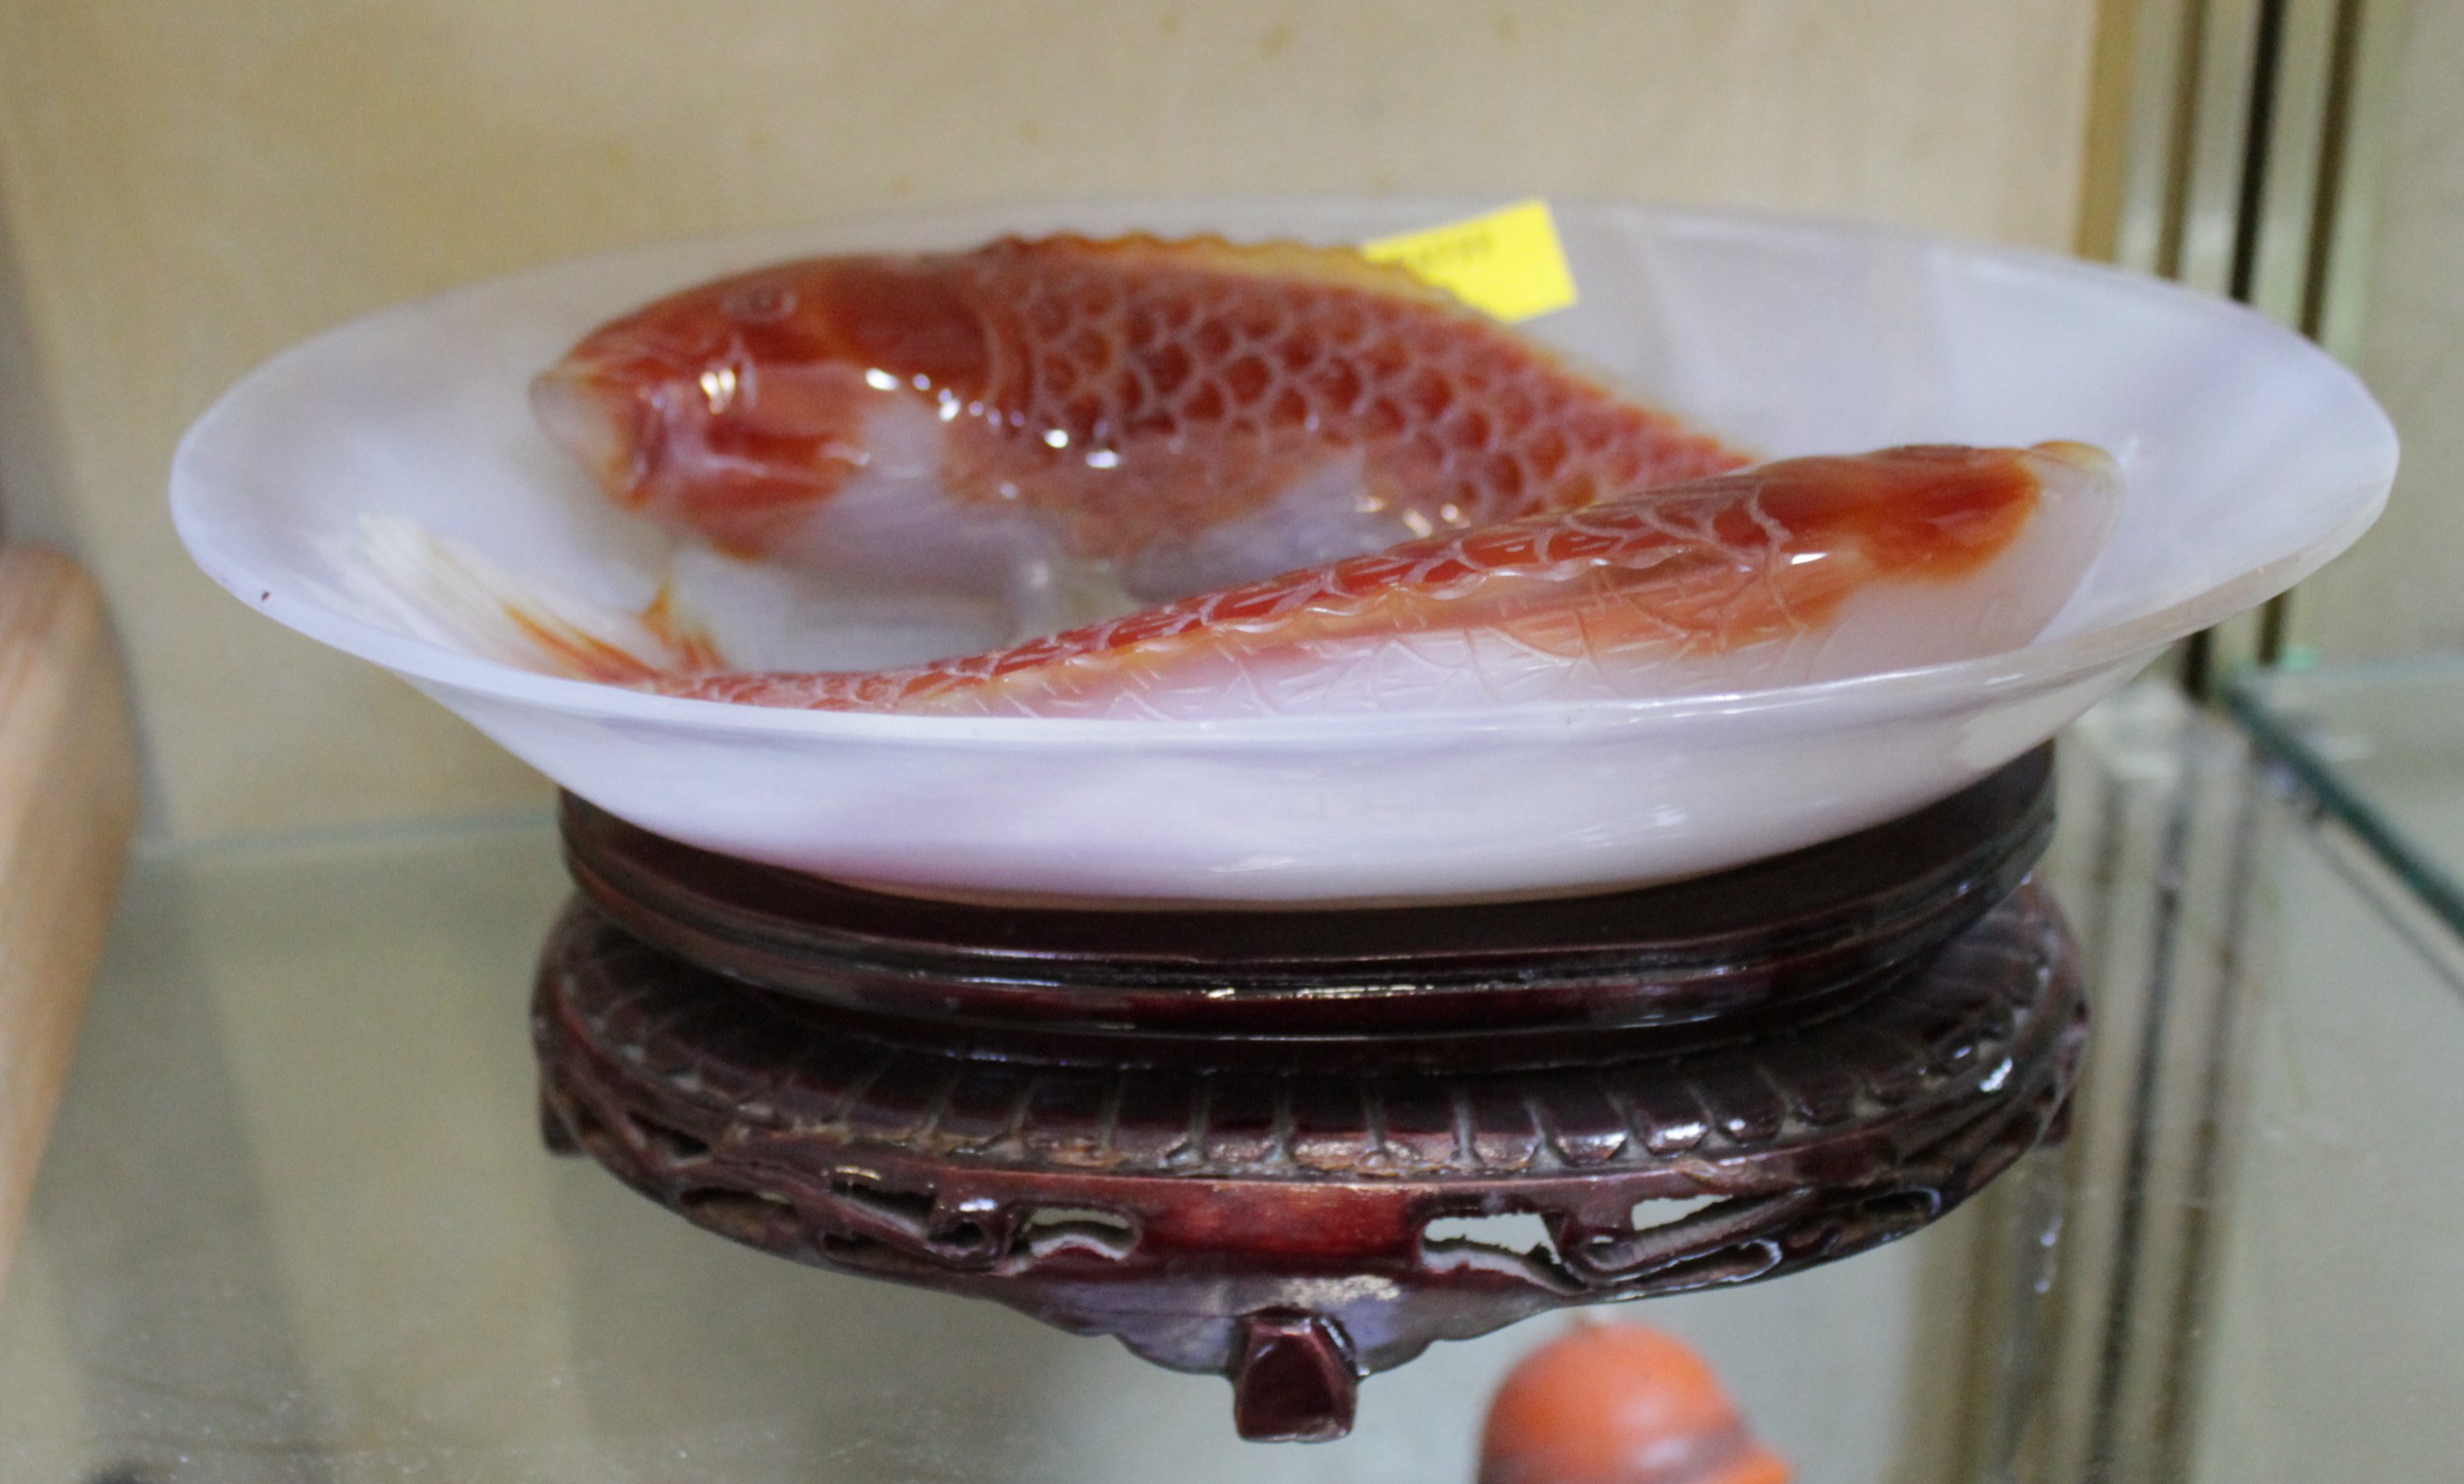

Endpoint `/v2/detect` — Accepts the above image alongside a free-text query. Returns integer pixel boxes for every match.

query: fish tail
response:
[344,515,729,683]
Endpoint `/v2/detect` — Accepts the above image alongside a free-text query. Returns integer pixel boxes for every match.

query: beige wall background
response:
[2297,0,2464,662]
[0,0,2105,842]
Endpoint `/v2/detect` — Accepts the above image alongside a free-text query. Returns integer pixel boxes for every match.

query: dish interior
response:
[170,199,2396,903]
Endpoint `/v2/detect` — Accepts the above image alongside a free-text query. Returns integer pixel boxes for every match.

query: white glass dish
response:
[169,199,2396,904]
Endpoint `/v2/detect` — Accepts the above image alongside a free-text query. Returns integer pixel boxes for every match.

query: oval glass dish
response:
[169,199,2396,905]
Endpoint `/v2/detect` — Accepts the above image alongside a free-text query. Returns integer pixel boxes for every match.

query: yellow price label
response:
[1360,199,1579,323]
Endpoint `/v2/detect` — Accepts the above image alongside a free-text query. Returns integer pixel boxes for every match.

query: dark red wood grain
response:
[534,747,2082,1441]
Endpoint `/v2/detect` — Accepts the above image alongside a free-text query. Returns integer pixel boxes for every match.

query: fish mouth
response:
[529,363,641,494]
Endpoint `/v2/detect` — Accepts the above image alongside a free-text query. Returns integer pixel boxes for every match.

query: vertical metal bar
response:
[2142,0,2377,681]
[2307,0,2402,365]
[2301,0,2368,339]
[2089,0,2205,273]
[2083,746,2200,1479]
[2083,765,2133,976]
[2164,0,2257,697]
[2148,748,2269,1480]
[2250,0,2349,323]
[2181,629,2215,701]
[2256,594,2292,665]
[2156,0,2214,278]
[2174,0,2265,294]
[2251,0,2358,662]
[2228,0,2291,304]
[2184,0,2375,682]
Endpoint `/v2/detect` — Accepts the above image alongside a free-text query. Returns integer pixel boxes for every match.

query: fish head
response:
[529,257,988,557]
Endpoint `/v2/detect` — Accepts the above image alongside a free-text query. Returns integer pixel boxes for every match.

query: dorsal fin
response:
[983,233,1460,307]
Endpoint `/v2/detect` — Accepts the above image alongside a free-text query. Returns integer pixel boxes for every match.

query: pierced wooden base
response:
[534,748,2084,1442]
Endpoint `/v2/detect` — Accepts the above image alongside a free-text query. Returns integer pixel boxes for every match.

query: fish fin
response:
[344,515,728,683]
[1005,234,1456,305]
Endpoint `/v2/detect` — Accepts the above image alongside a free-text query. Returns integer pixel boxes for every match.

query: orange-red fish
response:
[530,235,1751,609]
[1480,1323,1791,1484]
[473,235,2118,716]
[638,443,2115,717]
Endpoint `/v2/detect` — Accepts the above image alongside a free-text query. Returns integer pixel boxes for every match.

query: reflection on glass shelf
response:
[0,820,2009,1484]
[2040,680,2464,1484]
[2228,656,2464,943]
[2174,661,2464,1484]
[2188,739,2464,1484]
[8,678,2463,1482]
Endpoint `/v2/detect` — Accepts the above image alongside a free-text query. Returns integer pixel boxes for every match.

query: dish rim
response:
[167,197,2399,749]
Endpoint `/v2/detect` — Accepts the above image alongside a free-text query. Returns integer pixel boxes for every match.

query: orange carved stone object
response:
[1480,1323,1791,1484]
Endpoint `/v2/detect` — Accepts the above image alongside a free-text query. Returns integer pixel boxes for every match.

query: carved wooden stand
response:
[534,747,2084,1442]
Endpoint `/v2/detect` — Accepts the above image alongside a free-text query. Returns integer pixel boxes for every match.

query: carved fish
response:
[362,236,2117,716]
[527,235,1751,614]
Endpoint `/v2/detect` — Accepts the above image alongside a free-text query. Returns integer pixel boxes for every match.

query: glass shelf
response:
[2229,657,2464,949]
[0,822,2025,1484]
[4,680,2459,1483]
